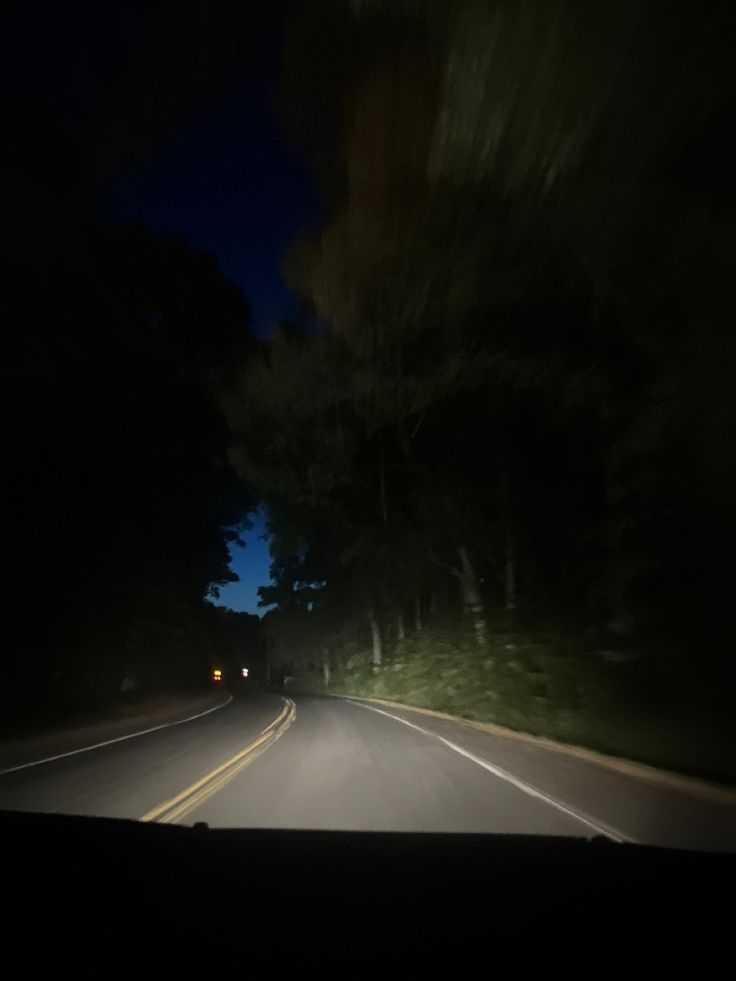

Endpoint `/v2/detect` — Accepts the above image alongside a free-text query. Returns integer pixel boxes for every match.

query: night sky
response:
[101,12,317,614]
[212,507,274,615]
[102,77,318,339]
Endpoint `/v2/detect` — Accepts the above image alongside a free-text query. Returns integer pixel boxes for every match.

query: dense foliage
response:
[225,1,736,760]
[3,1,261,722]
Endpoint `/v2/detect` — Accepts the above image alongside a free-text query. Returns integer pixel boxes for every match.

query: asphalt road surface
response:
[1,691,734,849]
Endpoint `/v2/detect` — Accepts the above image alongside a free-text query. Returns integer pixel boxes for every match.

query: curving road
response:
[1,690,734,849]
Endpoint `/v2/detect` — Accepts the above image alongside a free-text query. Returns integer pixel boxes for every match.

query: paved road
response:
[1,691,733,849]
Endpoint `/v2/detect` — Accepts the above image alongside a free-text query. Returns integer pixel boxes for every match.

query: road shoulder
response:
[0,690,231,773]
[346,695,736,802]
[337,694,736,851]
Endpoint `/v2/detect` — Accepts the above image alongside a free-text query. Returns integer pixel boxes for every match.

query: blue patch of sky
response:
[210,505,274,616]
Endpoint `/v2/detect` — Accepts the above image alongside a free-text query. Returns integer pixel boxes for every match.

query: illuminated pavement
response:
[1,691,734,849]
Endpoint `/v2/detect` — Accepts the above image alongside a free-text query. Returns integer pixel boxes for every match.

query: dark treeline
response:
[3,2,265,722]
[221,1,735,772]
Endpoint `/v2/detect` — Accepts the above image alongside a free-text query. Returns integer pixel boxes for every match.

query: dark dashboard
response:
[2,809,731,956]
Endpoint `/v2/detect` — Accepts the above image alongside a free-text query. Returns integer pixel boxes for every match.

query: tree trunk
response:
[499,450,516,615]
[414,594,422,632]
[458,546,486,645]
[322,658,331,690]
[397,610,405,642]
[379,440,388,524]
[505,528,517,612]
[369,607,382,668]
[429,588,437,619]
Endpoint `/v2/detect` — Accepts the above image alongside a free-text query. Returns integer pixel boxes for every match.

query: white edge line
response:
[350,699,630,843]
[0,694,234,776]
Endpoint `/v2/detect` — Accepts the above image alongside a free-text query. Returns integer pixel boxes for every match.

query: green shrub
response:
[289,618,735,784]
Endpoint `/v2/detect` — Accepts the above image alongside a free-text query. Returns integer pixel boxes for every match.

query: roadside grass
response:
[290,622,736,785]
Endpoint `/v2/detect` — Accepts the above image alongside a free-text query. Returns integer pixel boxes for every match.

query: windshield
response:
[2,0,735,852]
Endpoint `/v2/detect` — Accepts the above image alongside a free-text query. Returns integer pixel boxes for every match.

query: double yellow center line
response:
[141,697,296,825]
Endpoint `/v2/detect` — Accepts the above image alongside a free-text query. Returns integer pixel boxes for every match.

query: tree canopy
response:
[3,1,261,716]
[225,0,736,682]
